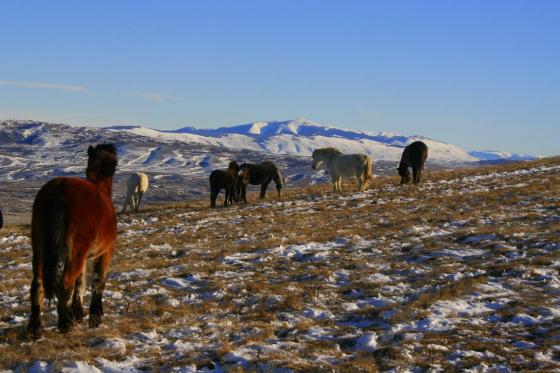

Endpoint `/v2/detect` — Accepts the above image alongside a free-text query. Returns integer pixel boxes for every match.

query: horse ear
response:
[88,146,95,157]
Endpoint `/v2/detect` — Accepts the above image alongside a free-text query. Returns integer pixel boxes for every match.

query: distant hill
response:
[0,119,536,183]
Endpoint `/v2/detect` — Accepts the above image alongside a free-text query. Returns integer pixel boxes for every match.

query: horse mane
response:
[315,147,342,156]
[313,147,342,160]
[87,143,118,180]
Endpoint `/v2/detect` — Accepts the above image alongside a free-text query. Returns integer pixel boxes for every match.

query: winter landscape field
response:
[2,1,558,371]
[1,156,558,371]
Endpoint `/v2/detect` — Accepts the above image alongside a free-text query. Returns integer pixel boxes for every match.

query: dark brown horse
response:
[27,144,118,337]
[237,161,284,203]
[398,141,428,184]
[209,161,240,208]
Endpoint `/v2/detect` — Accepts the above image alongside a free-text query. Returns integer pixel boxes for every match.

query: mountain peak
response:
[244,118,323,136]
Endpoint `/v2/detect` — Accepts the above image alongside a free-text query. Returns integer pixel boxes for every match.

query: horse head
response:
[312,148,341,169]
[238,164,250,184]
[398,164,411,185]
[397,163,407,177]
[228,160,240,173]
[311,149,323,169]
[86,143,118,181]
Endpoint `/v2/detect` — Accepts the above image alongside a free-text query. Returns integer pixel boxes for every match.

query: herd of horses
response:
[210,160,285,207]
[23,141,427,337]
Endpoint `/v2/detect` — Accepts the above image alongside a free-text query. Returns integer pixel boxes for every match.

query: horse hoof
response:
[89,314,102,328]
[27,323,42,339]
[72,305,85,322]
[58,320,74,333]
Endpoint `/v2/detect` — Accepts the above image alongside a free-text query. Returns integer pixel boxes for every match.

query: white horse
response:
[122,172,149,213]
[311,148,373,192]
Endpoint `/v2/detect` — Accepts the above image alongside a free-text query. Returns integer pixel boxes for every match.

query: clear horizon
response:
[0,1,558,156]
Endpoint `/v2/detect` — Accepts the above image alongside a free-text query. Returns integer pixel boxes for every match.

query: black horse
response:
[237,161,284,203]
[398,141,428,184]
[209,161,240,207]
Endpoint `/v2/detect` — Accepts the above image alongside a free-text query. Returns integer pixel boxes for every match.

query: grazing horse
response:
[398,141,428,185]
[209,161,240,207]
[237,161,284,203]
[311,148,372,192]
[122,172,149,213]
[27,144,118,337]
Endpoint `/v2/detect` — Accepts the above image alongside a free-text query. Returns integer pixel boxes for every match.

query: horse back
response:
[34,177,116,255]
[209,169,236,188]
[241,164,265,185]
[137,172,149,192]
[331,153,367,175]
[242,162,280,185]
[128,172,148,192]
[402,141,428,166]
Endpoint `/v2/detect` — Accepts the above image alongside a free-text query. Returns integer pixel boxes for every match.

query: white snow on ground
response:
[0,160,558,370]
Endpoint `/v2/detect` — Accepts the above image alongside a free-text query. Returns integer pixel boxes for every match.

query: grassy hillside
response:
[0,157,559,371]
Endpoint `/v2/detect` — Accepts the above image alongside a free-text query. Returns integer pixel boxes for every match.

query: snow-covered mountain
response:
[105,118,483,163]
[0,118,536,183]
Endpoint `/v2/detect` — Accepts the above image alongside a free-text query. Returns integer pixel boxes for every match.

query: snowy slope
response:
[0,119,536,182]
[109,118,482,163]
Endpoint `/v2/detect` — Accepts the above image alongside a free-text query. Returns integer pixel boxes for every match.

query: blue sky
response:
[0,1,558,155]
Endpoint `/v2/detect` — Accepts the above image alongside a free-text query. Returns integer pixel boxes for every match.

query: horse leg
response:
[260,181,270,199]
[90,253,111,328]
[337,177,342,193]
[416,166,423,184]
[71,262,87,322]
[241,184,247,203]
[210,187,218,208]
[224,187,230,207]
[132,191,138,212]
[136,191,144,212]
[356,176,362,192]
[232,183,239,203]
[228,186,236,205]
[128,192,135,212]
[27,265,44,338]
[275,181,282,199]
[361,176,368,191]
[57,270,77,332]
[412,166,420,184]
[121,191,130,213]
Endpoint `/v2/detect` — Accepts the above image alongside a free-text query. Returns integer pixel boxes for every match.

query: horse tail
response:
[270,163,284,196]
[139,172,149,193]
[34,197,67,300]
[122,189,131,213]
[362,156,373,190]
[275,166,284,188]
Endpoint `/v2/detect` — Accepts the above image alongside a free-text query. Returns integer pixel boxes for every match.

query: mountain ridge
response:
[0,118,539,185]
[2,118,537,163]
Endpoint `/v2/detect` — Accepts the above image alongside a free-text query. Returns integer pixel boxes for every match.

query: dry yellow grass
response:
[0,157,559,370]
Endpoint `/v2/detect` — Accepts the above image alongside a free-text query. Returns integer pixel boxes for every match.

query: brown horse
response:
[398,141,428,184]
[209,161,240,207]
[27,144,118,337]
